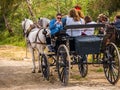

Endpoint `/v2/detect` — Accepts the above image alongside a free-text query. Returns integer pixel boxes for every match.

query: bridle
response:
[23,18,50,45]
[23,19,34,37]
[23,19,27,36]
[38,18,43,27]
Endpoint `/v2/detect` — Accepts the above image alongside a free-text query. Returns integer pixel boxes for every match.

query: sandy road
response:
[0,45,120,90]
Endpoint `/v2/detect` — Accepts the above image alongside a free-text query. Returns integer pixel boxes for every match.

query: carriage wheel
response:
[78,55,88,77]
[41,54,50,80]
[103,43,120,84]
[48,55,56,66]
[92,53,103,67]
[56,44,70,86]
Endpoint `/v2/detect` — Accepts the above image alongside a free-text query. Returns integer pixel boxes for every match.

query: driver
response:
[46,13,65,52]
[49,13,64,36]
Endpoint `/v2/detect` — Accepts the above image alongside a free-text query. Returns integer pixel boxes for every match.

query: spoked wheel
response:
[92,53,103,67]
[48,55,56,66]
[78,55,88,77]
[41,54,50,80]
[92,53,103,61]
[103,43,120,84]
[56,44,70,86]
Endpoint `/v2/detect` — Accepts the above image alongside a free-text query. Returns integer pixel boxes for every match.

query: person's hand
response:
[58,21,62,25]
[55,20,62,25]
[55,20,59,24]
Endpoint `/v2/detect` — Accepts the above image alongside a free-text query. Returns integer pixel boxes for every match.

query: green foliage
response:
[0,31,25,47]
[0,0,120,47]
[87,0,120,21]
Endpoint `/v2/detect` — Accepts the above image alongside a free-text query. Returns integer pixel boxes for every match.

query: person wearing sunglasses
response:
[49,13,64,36]
[46,13,65,52]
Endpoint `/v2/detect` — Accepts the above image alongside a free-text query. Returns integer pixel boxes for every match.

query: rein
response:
[23,20,28,36]
[23,19,33,37]
[23,18,49,45]
[34,28,47,44]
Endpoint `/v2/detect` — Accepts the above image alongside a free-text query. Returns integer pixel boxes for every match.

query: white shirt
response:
[66,16,85,36]
[82,21,97,35]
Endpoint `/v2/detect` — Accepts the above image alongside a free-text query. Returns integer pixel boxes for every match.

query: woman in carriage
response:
[66,8,85,36]
[82,15,97,35]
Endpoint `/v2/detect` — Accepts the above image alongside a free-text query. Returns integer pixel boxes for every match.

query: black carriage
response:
[41,23,120,86]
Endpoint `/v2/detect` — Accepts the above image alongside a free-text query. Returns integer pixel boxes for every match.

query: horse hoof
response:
[38,70,41,73]
[32,70,35,73]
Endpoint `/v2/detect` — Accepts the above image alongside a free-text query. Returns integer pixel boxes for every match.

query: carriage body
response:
[116,28,120,37]
[41,24,120,86]
[74,35,102,55]
[62,24,105,55]
[66,24,120,54]
[56,24,120,85]
[115,28,120,46]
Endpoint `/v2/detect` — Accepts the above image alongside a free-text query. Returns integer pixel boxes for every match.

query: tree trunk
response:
[26,0,37,22]
[3,14,13,34]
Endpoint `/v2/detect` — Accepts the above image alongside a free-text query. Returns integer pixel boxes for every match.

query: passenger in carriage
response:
[82,16,97,35]
[49,13,64,36]
[74,5,84,19]
[66,8,85,36]
[97,14,109,34]
[113,14,120,30]
[65,7,87,63]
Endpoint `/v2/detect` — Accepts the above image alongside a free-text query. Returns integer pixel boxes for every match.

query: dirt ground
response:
[0,45,120,90]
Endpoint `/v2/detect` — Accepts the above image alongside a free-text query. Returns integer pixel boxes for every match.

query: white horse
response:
[22,18,50,73]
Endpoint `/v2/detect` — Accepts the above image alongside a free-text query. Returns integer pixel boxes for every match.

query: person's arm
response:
[49,19,56,30]
[62,17,66,27]
[59,24,63,30]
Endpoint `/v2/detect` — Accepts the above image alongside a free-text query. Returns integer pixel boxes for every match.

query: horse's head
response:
[38,17,50,28]
[38,18,50,37]
[22,18,34,34]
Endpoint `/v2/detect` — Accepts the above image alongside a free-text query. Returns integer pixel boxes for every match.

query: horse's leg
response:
[38,53,41,73]
[31,48,36,73]
[37,45,45,73]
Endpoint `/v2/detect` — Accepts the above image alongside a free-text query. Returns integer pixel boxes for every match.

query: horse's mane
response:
[38,17,50,28]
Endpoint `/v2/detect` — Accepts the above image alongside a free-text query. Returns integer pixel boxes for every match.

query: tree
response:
[0,0,24,34]
[26,0,37,22]
[87,0,120,20]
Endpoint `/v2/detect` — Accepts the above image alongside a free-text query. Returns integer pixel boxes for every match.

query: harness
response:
[23,20,33,37]
[23,19,48,47]
[34,28,47,44]
[23,20,27,36]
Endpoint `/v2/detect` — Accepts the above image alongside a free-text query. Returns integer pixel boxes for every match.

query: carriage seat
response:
[75,35,103,55]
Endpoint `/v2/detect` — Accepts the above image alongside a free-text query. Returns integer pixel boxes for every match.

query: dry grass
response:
[0,45,31,60]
